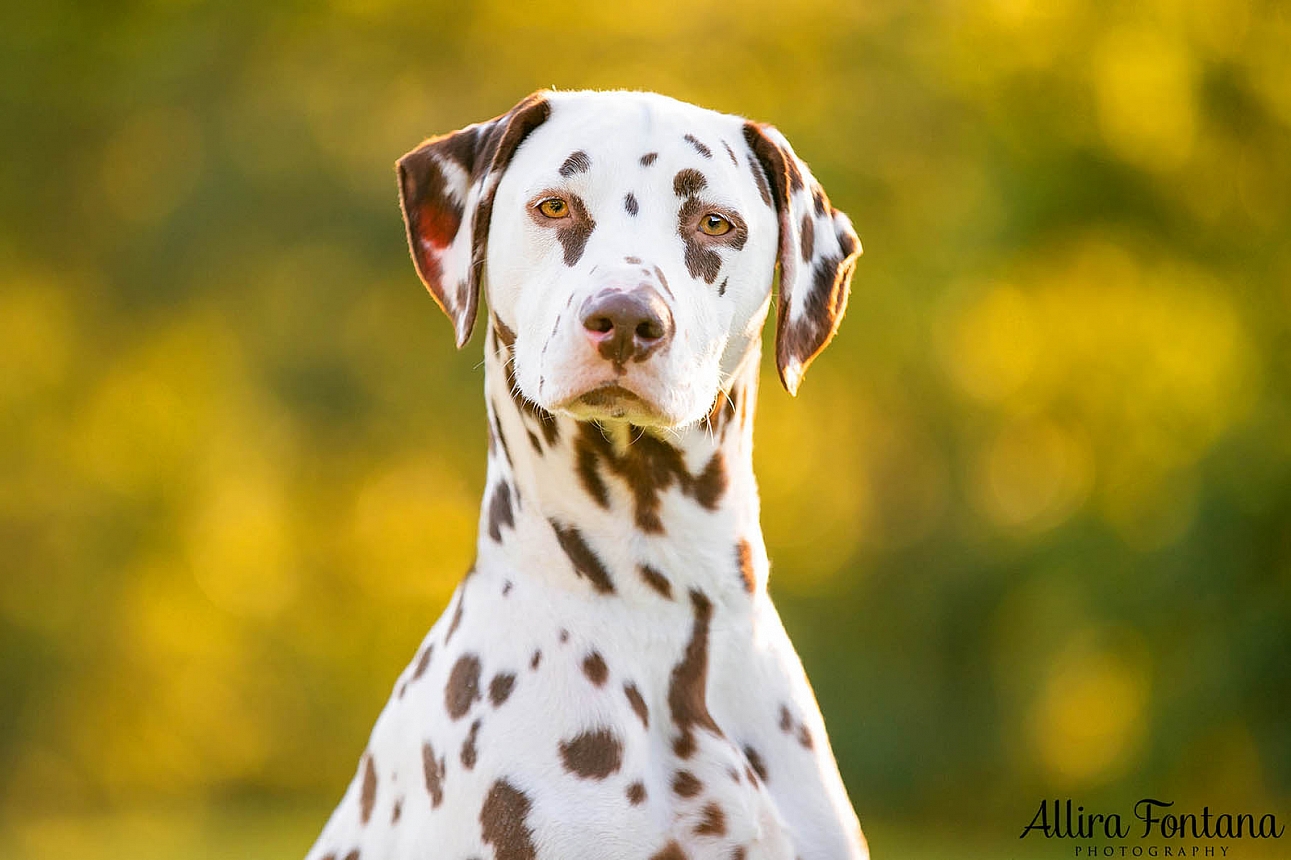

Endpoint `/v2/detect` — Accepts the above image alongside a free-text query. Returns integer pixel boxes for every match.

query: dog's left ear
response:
[743,123,862,395]
[397,92,552,347]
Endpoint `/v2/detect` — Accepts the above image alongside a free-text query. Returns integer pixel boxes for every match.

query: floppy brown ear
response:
[397,92,552,347]
[743,123,862,395]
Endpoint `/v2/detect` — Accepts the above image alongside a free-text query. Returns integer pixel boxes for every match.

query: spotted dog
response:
[306,90,867,860]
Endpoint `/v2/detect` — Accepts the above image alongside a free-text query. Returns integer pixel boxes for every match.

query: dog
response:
[305,90,866,860]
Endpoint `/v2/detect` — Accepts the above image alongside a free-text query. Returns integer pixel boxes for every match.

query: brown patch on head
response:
[638,564,674,600]
[743,744,768,782]
[445,654,483,720]
[624,192,639,216]
[627,780,647,805]
[487,481,515,542]
[575,424,725,534]
[684,134,712,158]
[422,741,445,807]
[550,520,616,594]
[650,841,687,860]
[736,540,755,593]
[640,152,658,167]
[668,590,722,757]
[558,150,591,177]
[412,643,434,681]
[461,718,482,769]
[489,672,516,707]
[624,683,649,728]
[673,169,707,198]
[480,779,537,860]
[581,651,608,686]
[695,802,726,836]
[672,769,703,798]
[360,752,378,824]
[558,727,623,779]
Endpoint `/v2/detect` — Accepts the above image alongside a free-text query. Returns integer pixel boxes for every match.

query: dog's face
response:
[397,91,861,428]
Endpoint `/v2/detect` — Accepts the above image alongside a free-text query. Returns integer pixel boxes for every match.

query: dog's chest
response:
[322,568,810,860]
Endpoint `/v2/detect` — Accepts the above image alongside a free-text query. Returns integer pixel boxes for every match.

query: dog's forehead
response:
[509,91,749,180]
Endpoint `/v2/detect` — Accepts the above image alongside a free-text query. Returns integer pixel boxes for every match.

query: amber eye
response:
[699,213,732,236]
[537,197,569,218]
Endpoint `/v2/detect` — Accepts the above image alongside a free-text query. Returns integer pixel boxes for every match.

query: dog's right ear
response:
[397,92,552,348]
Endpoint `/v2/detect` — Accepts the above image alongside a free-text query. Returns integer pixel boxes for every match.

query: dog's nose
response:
[580,287,674,365]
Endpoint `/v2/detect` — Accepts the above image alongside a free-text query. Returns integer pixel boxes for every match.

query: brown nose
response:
[580,287,674,366]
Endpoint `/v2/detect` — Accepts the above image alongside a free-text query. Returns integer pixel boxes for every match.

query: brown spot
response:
[692,453,726,508]
[343,851,360,860]
[673,168,707,198]
[668,590,722,758]
[391,798,402,824]
[625,256,642,264]
[800,213,815,262]
[672,769,702,798]
[446,584,468,644]
[731,848,748,860]
[575,423,724,534]
[551,520,616,594]
[728,766,741,782]
[624,683,649,728]
[651,841,687,860]
[624,192,639,216]
[559,150,591,176]
[638,564,674,599]
[412,644,434,681]
[489,672,516,707]
[582,651,608,686]
[779,704,794,733]
[684,134,712,158]
[502,580,512,596]
[493,316,517,349]
[487,481,515,542]
[558,727,623,779]
[559,629,569,643]
[797,723,814,749]
[530,650,542,670]
[445,654,483,720]
[359,753,377,824]
[422,741,445,807]
[736,540,755,593]
[576,439,610,509]
[695,801,726,836]
[722,140,738,165]
[627,780,647,805]
[718,276,728,296]
[640,152,658,166]
[672,734,696,759]
[743,744,768,782]
[480,779,536,860]
[461,718,482,769]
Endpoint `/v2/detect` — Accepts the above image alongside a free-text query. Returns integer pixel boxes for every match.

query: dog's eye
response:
[537,198,569,219]
[699,213,732,236]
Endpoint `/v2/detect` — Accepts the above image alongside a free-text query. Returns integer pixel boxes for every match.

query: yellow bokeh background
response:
[2,1,1289,857]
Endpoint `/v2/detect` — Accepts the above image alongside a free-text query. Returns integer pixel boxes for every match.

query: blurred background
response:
[2,0,1289,857]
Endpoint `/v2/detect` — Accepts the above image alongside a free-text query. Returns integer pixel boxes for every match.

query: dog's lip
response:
[575,383,645,408]
[551,380,669,423]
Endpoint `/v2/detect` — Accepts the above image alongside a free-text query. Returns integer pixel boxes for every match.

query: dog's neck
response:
[473,317,768,605]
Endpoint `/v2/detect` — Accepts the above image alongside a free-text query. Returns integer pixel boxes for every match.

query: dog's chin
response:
[550,382,696,428]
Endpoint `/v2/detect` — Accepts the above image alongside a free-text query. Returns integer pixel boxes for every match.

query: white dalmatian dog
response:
[306,90,867,860]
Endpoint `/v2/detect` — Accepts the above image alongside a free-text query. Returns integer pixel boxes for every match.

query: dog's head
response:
[397,90,860,427]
